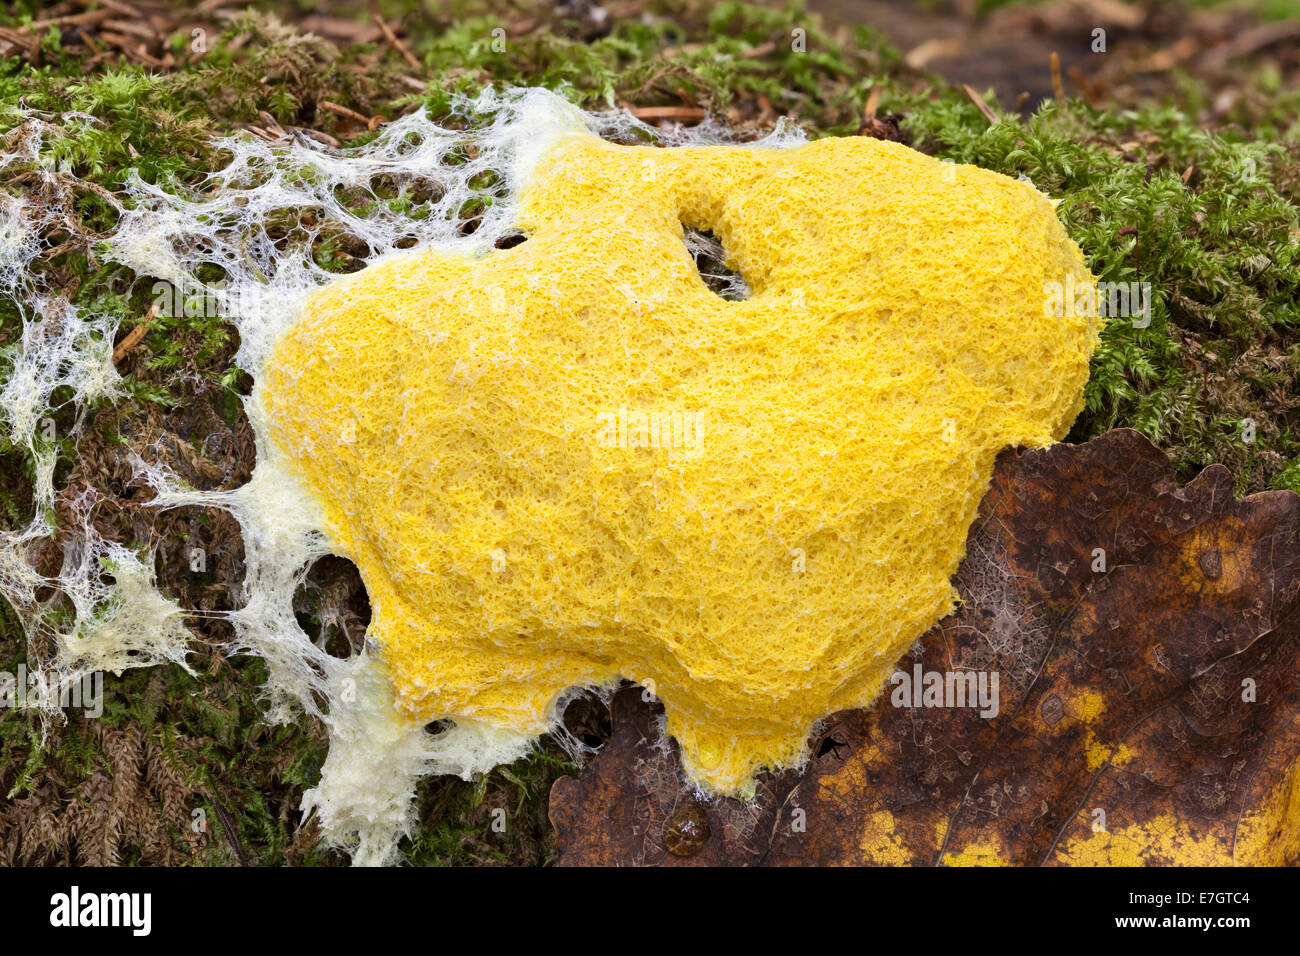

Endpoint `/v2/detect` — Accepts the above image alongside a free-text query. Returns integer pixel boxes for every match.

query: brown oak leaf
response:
[548,429,1300,865]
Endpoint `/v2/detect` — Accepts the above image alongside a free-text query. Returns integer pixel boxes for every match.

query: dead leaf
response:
[549,429,1300,865]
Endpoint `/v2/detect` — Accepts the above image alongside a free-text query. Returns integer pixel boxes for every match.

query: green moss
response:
[899,96,1300,487]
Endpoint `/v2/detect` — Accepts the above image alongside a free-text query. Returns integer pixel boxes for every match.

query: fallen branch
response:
[627,105,707,121]
[862,87,880,122]
[320,99,385,131]
[113,306,155,364]
[961,84,1000,125]
[372,13,421,71]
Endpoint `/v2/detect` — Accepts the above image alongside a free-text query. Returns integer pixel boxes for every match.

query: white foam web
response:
[0,86,805,864]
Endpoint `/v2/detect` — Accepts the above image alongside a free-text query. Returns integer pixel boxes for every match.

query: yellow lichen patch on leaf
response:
[1056,762,1300,866]
[1054,812,1232,867]
[1085,739,1135,773]
[941,838,1013,867]
[1066,687,1134,772]
[1071,689,1106,723]
[261,127,1100,794]
[814,745,873,802]
[858,810,910,866]
[1234,761,1300,865]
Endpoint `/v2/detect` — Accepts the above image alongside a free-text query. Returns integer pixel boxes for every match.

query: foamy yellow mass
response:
[261,128,1100,793]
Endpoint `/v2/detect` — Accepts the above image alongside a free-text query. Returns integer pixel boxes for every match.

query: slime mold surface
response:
[259,124,1101,794]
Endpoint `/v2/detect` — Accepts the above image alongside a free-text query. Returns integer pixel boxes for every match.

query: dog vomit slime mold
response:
[0,88,1101,862]
[261,113,1101,796]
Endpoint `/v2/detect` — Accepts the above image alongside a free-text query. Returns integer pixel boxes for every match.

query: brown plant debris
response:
[0,722,204,866]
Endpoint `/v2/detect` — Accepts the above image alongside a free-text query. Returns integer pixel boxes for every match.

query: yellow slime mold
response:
[261,128,1100,794]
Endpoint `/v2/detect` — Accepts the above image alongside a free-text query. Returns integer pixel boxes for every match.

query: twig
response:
[372,13,421,71]
[1201,22,1300,70]
[506,16,541,37]
[905,37,962,70]
[1049,52,1065,102]
[130,43,164,67]
[862,87,879,122]
[103,18,156,41]
[961,84,999,125]
[299,14,383,44]
[320,99,385,130]
[96,0,146,18]
[627,105,706,121]
[257,110,286,138]
[289,127,341,148]
[27,9,113,31]
[1074,0,1144,28]
[113,306,155,364]
[208,796,250,867]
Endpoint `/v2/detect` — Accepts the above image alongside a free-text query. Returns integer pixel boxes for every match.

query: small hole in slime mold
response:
[292,555,371,660]
[683,226,749,301]
[494,232,527,250]
[226,368,254,398]
[0,448,36,527]
[561,689,613,753]
[151,505,244,642]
